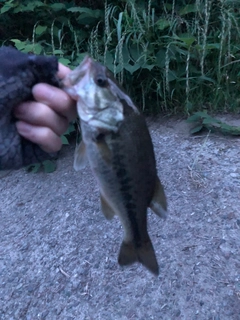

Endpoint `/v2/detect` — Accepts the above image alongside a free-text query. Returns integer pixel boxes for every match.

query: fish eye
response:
[95,75,107,87]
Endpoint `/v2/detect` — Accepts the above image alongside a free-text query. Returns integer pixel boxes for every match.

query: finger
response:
[14,101,68,136]
[57,63,72,79]
[32,83,77,122]
[16,121,62,153]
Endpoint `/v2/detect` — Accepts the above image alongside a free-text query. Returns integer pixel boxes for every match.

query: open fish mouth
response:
[63,57,124,132]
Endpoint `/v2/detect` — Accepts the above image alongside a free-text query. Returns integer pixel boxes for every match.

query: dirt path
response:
[0,117,240,320]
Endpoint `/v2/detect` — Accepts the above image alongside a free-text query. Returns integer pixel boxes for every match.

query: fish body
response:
[63,57,167,275]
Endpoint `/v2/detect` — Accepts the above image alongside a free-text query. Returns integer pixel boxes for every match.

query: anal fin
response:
[100,193,115,220]
[149,176,167,219]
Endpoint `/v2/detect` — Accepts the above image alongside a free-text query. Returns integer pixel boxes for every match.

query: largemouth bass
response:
[63,57,167,275]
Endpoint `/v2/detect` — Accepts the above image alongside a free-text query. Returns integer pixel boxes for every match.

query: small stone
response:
[219,243,231,259]
[175,309,181,316]
[230,173,239,178]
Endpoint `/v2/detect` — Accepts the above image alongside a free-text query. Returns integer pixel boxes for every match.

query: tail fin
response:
[118,239,159,276]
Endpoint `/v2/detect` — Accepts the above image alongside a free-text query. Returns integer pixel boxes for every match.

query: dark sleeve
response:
[0,46,60,170]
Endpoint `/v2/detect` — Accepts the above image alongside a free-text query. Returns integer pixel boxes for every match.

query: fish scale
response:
[111,108,156,249]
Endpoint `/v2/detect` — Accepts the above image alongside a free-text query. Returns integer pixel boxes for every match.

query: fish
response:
[63,56,167,275]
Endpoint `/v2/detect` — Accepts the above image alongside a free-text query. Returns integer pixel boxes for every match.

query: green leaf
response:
[198,76,216,84]
[156,49,166,68]
[35,25,47,36]
[221,125,240,135]
[67,7,102,18]
[180,4,198,16]
[142,63,155,71]
[65,123,76,135]
[10,39,27,51]
[178,36,196,47]
[195,43,220,51]
[202,117,220,125]
[205,43,220,50]
[0,0,15,13]
[104,51,114,69]
[10,40,43,54]
[32,43,44,55]
[76,15,100,25]
[53,49,64,55]
[123,63,140,74]
[42,160,57,173]
[61,135,69,145]
[13,1,45,13]
[167,70,177,82]
[26,163,41,173]
[114,64,124,74]
[185,101,193,112]
[194,111,208,117]
[50,3,66,11]
[31,164,41,173]
[75,53,88,64]
[175,46,188,55]
[186,114,201,122]
[155,19,170,31]
[58,57,71,66]
[190,125,203,134]
[129,44,143,62]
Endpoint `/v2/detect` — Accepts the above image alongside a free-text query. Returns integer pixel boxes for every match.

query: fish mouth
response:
[78,55,92,73]
[78,56,100,78]
[63,55,125,130]
[62,56,93,91]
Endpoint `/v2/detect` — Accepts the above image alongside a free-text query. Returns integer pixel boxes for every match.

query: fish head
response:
[63,56,124,132]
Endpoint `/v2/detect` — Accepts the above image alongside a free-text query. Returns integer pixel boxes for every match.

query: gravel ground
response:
[0,116,240,320]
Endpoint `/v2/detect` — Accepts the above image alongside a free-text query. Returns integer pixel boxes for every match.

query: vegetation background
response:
[1,0,240,115]
[0,4,240,318]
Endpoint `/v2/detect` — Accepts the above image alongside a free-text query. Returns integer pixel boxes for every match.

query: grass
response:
[0,0,240,114]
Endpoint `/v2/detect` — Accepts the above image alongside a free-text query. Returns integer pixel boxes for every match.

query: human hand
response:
[14,63,77,153]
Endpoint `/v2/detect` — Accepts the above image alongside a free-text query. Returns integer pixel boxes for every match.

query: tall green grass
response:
[1,0,240,114]
[95,0,240,114]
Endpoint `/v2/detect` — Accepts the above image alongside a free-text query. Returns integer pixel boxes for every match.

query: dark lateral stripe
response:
[113,147,141,247]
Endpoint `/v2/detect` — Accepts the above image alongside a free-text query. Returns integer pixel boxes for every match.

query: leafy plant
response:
[26,159,57,173]
[61,122,76,145]
[187,111,240,135]
[0,0,103,65]
[1,0,240,113]
[67,0,240,114]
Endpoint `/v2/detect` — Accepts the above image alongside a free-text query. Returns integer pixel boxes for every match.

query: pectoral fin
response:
[100,193,115,220]
[95,137,112,165]
[73,141,87,171]
[149,176,167,219]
